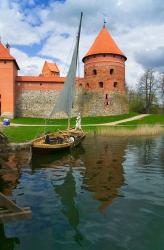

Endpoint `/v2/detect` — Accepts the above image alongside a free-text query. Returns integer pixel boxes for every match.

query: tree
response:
[128,88,145,113]
[138,69,158,113]
[159,73,164,104]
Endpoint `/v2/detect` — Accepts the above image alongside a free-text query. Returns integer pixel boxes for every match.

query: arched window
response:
[110,69,114,75]
[99,82,103,88]
[114,82,118,87]
[93,69,97,75]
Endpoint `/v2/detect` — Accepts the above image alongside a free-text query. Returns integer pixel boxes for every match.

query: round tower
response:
[79,25,128,116]
[82,25,127,92]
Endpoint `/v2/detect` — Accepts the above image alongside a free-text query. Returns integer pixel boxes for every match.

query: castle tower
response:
[80,25,128,116]
[41,61,60,77]
[83,25,127,92]
[0,42,19,118]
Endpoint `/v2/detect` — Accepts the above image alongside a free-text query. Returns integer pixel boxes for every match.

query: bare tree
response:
[138,69,158,113]
[159,73,164,104]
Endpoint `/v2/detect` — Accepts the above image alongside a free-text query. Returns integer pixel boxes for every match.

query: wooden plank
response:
[0,193,32,223]
[0,207,31,223]
[0,192,22,212]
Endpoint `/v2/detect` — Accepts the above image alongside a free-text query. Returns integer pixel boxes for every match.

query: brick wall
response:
[83,54,126,93]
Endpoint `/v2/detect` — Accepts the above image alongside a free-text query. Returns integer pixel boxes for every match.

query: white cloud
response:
[11,48,44,75]
[0,0,164,88]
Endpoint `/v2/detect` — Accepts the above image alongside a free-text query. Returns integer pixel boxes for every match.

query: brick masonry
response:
[15,88,128,118]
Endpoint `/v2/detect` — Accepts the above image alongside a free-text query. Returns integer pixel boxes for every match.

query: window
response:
[93,69,97,75]
[99,82,103,88]
[110,69,114,75]
[114,82,118,87]
[40,83,42,86]
[105,94,109,105]
[86,83,89,88]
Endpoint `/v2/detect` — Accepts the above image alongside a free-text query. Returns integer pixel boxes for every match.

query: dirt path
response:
[99,114,150,126]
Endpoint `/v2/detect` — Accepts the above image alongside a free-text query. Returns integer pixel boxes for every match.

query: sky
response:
[0,0,164,88]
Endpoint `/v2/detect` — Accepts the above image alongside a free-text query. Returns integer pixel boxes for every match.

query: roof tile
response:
[83,26,126,61]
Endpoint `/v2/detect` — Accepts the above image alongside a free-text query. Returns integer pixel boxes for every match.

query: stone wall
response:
[16,88,128,118]
[16,90,61,118]
[77,89,128,116]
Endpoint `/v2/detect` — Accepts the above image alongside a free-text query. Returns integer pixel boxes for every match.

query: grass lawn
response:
[9,113,137,125]
[118,114,164,125]
[2,126,67,142]
[2,114,163,143]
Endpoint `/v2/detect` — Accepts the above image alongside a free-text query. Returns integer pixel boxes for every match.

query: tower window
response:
[106,94,108,99]
[93,69,97,75]
[86,83,89,88]
[110,69,114,75]
[99,82,103,88]
[114,82,118,87]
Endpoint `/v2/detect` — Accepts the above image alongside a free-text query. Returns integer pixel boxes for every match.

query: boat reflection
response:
[32,136,127,211]
[54,168,83,244]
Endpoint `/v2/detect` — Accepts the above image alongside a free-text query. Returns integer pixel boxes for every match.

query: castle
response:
[0,25,128,119]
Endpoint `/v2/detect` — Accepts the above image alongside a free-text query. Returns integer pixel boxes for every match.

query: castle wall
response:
[15,87,128,118]
[78,89,128,117]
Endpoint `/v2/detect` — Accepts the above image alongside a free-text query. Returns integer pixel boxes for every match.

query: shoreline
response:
[3,125,163,149]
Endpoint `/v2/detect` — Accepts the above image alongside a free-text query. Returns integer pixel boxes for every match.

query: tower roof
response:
[0,42,20,69]
[82,26,126,61]
[45,61,60,73]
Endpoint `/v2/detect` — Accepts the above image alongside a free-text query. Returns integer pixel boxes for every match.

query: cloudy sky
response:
[0,0,164,88]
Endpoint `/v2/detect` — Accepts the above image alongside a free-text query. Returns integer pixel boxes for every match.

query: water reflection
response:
[0,136,163,250]
[81,136,126,210]
[54,168,83,244]
[0,223,20,250]
[0,151,31,195]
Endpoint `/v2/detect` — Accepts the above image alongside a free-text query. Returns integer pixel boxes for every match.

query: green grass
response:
[118,114,164,125]
[2,126,67,142]
[2,113,163,143]
[10,113,137,125]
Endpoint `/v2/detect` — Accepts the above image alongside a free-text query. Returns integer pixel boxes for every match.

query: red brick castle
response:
[0,26,128,118]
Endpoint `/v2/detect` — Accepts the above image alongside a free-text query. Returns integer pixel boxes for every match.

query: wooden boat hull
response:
[32,129,86,152]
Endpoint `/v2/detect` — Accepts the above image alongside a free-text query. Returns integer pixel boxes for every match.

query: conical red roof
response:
[0,42,19,69]
[83,26,126,61]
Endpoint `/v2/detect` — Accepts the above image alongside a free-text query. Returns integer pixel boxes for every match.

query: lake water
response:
[0,135,164,250]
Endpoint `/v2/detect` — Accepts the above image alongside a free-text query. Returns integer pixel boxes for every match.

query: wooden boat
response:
[32,129,85,151]
[32,13,85,152]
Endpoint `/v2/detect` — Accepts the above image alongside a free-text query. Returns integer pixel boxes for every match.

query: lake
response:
[0,135,164,250]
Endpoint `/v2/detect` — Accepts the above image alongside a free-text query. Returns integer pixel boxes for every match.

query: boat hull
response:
[32,129,86,152]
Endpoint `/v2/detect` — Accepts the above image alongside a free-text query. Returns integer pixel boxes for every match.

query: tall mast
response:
[50,12,83,127]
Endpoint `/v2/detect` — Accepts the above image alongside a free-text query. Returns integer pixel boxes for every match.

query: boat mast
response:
[67,12,83,129]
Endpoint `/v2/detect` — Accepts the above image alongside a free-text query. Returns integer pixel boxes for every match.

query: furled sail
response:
[50,12,83,118]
